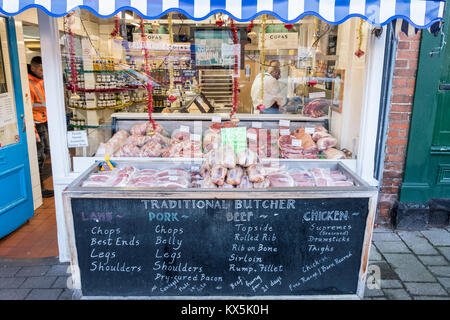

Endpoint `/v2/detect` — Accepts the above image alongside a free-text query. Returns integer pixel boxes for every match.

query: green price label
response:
[220,127,247,154]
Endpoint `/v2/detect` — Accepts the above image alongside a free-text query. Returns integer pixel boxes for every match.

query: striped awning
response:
[0,0,445,29]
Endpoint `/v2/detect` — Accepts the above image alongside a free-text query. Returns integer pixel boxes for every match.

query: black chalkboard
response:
[70,197,370,297]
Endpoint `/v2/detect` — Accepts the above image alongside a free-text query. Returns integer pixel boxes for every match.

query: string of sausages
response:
[67,13,78,96]
[139,17,156,131]
[229,18,239,120]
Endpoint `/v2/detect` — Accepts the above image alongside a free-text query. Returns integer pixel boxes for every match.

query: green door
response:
[400,9,450,203]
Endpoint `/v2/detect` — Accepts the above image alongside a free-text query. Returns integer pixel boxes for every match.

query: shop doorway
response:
[0,17,58,258]
[0,17,34,238]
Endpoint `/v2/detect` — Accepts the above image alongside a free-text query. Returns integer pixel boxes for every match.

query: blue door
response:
[0,17,34,238]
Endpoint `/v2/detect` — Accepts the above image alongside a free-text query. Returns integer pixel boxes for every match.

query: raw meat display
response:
[171,129,191,142]
[253,178,270,189]
[116,143,141,157]
[94,119,347,162]
[205,145,237,169]
[302,99,329,118]
[130,122,149,136]
[237,149,259,167]
[81,159,356,189]
[95,129,129,156]
[317,136,338,151]
[237,175,253,189]
[278,134,319,159]
[140,141,163,157]
[226,166,244,186]
[267,173,295,187]
[210,165,228,186]
[203,130,221,152]
[246,164,266,183]
[324,148,346,159]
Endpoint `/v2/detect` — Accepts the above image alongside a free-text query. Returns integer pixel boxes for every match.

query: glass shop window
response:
[60,10,369,165]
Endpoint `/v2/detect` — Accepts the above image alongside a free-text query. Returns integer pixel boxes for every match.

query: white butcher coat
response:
[250,72,287,113]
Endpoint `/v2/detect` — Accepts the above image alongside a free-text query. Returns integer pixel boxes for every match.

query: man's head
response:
[268,60,281,79]
[30,56,43,79]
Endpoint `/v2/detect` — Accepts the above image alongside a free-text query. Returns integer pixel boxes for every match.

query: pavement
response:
[0,226,449,300]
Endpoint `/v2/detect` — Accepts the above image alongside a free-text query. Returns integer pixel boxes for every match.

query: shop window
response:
[60,10,369,179]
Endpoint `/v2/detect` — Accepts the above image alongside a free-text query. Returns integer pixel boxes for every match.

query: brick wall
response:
[377,31,421,224]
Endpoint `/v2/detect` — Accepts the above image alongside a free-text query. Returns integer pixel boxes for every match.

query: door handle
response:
[20,114,26,133]
[439,84,450,90]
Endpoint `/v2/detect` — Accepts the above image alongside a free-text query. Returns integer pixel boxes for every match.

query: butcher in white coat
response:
[251,60,287,114]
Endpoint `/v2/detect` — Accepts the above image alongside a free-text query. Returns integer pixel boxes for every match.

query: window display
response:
[61,10,369,171]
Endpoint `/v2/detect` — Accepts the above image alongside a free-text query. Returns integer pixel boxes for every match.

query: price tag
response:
[212,116,221,123]
[247,132,257,141]
[305,127,315,134]
[179,125,190,133]
[168,176,178,181]
[292,139,302,147]
[279,119,290,127]
[309,91,326,99]
[190,134,201,141]
[168,170,178,175]
[252,122,262,129]
[280,129,290,136]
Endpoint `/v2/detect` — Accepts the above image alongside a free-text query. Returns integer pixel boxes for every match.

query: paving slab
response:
[428,266,450,277]
[0,277,26,289]
[19,276,57,289]
[404,282,447,296]
[51,276,70,289]
[421,229,450,246]
[46,264,70,277]
[374,241,411,254]
[384,289,412,300]
[370,261,400,280]
[373,226,394,233]
[418,255,449,266]
[413,296,450,300]
[380,280,403,289]
[437,247,450,261]
[0,289,31,300]
[397,231,439,255]
[369,244,383,261]
[364,287,385,297]
[437,277,450,290]
[383,253,435,282]
[0,266,21,277]
[15,265,51,277]
[24,289,63,300]
[372,232,401,242]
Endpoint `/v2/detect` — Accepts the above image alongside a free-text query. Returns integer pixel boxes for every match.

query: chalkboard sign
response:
[70,197,369,297]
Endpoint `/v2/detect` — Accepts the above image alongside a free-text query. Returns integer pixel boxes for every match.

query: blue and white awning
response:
[0,0,445,29]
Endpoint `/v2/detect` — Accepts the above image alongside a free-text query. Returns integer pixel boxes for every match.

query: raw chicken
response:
[210,165,228,186]
[246,164,266,183]
[237,149,259,167]
[207,145,237,169]
[237,175,253,189]
[253,178,270,189]
[226,166,244,186]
